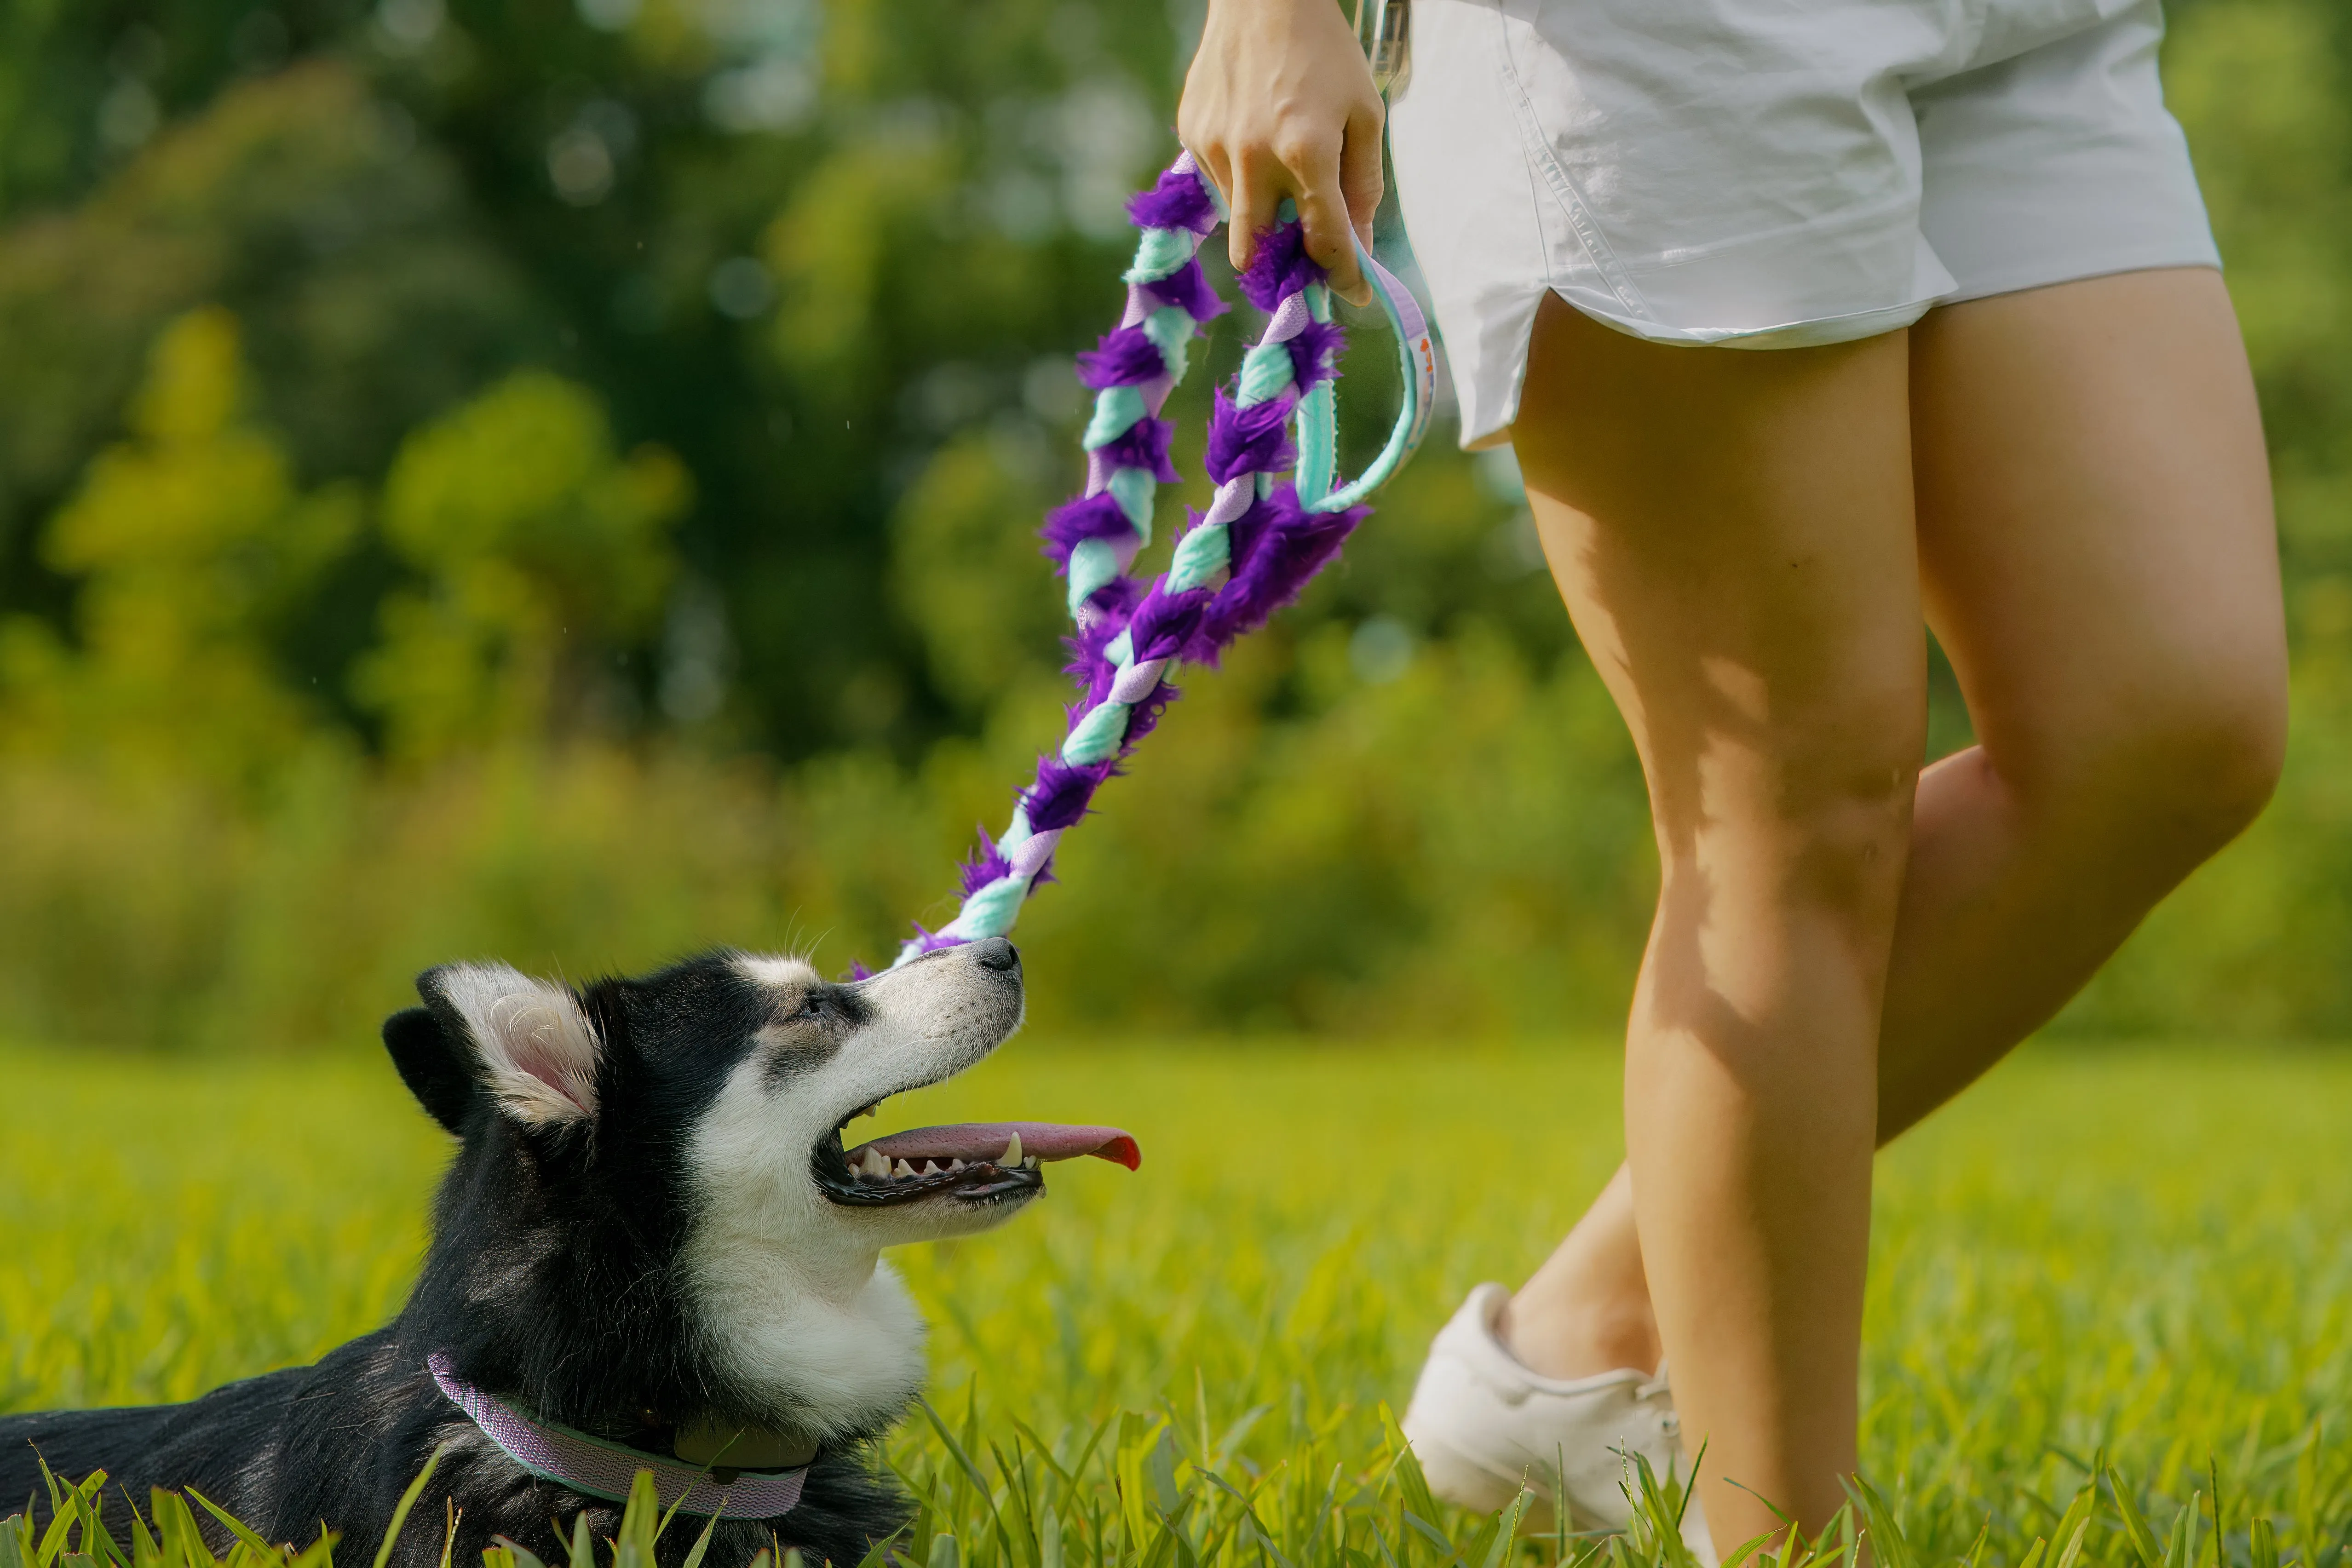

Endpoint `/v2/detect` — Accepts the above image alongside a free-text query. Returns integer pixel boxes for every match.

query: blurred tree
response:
[887,428,1068,715]
[2168,0,2352,614]
[0,59,542,712]
[0,305,357,789]
[356,369,690,760]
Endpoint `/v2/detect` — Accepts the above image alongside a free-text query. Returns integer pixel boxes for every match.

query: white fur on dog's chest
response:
[680,1057,927,1438]
[684,1235,926,1439]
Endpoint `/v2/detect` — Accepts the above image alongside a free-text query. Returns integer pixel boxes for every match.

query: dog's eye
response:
[794,994,826,1020]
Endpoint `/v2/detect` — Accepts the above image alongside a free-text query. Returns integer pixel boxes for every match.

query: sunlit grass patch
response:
[4,1040,2350,1564]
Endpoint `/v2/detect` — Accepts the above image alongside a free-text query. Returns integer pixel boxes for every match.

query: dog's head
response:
[382,940,1136,1443]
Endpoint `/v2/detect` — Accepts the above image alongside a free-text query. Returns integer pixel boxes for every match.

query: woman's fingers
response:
[1190,140,1237,223]
[1234,130,1380,303]
[1228,149,1282,274]
[1289,133,1371,305]
[1341,101,1386,249]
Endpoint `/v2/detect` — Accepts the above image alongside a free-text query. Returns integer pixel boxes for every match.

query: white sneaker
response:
[1401,1284,1715,1562]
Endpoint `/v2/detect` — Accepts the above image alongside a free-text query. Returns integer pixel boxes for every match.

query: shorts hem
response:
[1938,251,2223,308]
[1574,292,1940,350]
[1453,246,2227,449]
[1455,288,1940,449]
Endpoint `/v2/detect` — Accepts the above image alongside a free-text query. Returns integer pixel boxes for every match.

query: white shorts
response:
[1388,0,2221,446]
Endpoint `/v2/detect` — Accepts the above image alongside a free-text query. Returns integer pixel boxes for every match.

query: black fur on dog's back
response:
[2,952,935,1567]
[0,1335,903,1566]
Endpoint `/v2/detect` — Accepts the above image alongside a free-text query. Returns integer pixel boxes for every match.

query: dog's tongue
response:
[851,1122,1141,1171]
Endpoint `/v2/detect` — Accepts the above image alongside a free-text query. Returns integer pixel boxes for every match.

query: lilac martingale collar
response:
[428,1353,811,1518]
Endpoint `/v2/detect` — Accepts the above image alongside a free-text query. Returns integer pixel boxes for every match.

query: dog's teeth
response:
[949,1158,966,1172]
[1024,1156,1039,1170]
[1001,1131,1023,1166]
[859,1147,890,1178]
[921,1161,941,1176]
[894,1160,916,1179]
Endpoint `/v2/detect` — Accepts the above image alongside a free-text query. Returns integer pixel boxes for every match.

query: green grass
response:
[5,1039,2351,1567]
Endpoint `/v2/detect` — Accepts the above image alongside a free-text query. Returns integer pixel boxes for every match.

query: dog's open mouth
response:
[811,1118,1141,1207]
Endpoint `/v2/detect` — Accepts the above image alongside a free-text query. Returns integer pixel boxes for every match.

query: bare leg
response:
[1887,267,2284,1114]
[1510,1165,1663,1375]
[1510,298,1923,1550]
[1502,271,2286,1418]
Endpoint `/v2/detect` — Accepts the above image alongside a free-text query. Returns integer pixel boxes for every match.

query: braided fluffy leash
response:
[884,152,1434,969]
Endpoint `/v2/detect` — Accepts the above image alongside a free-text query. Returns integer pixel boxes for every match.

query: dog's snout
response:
[969,937,1020,975]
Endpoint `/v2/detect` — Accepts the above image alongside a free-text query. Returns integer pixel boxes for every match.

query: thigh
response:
[1910,268,2287,804]
[1513,297,1928,867]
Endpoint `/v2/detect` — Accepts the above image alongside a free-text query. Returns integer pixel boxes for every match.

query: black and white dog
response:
[1,939,1137,1567]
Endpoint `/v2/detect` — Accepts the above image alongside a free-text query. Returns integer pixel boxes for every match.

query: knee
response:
[1671,707,1923,922]
[2041,666,2286,858]
[1784,745,1921,919]
[2131,682,2285,850]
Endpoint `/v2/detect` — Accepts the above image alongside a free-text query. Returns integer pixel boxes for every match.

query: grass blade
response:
[368,1442,447,1568]
[184,1488,284,1564]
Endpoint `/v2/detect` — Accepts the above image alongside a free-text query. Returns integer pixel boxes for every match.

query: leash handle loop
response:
[1296,240,1436,513]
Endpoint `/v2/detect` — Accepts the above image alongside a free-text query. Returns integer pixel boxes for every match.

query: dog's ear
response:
[389,963,604,1131]
[384,1005,477,1134]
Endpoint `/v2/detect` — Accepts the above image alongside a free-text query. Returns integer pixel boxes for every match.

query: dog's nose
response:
[969,937,1020,974]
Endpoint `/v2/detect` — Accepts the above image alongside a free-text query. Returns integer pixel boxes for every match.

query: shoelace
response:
[1635,1364,1679,1435]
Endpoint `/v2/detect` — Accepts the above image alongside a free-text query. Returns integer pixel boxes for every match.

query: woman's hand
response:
[1178,0,1386,306]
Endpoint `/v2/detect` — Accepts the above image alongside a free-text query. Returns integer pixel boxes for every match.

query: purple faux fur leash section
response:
[1024,757,1115,833]
[959,844,1015,897]
[1139,258,1225,322]
[1064,613,1131,707]
[1042,493,1136,567]
[1235,220,1319,312]
[1093,417,1181,483]
[1204,392,1297,484]
[1076,326,1171,389]
[1287,317,1347,391]
[1127,166,1220,234]
[1188,486,1367,663]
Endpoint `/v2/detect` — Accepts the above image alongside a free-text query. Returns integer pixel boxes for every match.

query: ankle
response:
[1497,1290,1661,1380]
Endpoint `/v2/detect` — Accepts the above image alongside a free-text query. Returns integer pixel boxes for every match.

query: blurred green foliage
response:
[359,367,688,760]
[0,0,2347,1047]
